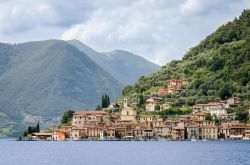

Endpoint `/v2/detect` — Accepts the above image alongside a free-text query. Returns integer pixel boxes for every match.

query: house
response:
[227,97,241,106]
[209,106,227,117]
[72,111,109,127]
[192,103,220,111]
[70,127,87,140]
[145,97,164,112]
[193,103,227,117]
[32,132,52,141]
[229,124,245,140]
[201,125,218,140]
[88,127,103,140]
[245,124,250,138]
[152,117,164,127]
[105,127,116,140]
[153,125,171,138]
[202,121,216,126]
[219,126,230,139]
[219,120,240,139]
[172,123,185,140]
[186,125,199,140]
[134,128,144,140]
[193,111,208,121]
[168,80,188,89]
[218,113,236,120]
[142,129,155,140]
[157,89,169,96]
[139,115,160,128]
[120,98,137,121]
[52,125,72,141]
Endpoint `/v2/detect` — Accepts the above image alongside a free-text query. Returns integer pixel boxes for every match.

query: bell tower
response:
[124,98,128,108]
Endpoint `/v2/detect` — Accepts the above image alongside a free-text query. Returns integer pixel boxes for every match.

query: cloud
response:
[61,0,250,65]
[0,0,250,65]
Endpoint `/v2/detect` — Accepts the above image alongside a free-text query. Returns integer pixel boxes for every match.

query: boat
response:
[243,137,250,140]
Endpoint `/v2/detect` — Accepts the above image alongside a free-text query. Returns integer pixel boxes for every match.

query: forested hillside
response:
[123,10,250,108]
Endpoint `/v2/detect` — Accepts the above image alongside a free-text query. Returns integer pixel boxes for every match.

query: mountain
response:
[68,40,160,85]
[0,40,122,137]
[123,10,250,107]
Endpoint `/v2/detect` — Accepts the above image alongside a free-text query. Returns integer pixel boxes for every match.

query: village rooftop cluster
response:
[29,80,250,141]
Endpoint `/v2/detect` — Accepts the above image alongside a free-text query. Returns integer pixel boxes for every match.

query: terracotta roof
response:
[74,111,108,116]
[32,132,52,136]
[202,125,218,129]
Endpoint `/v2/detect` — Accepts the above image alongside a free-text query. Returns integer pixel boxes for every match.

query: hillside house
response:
[192,103,227,117]
[157,89,169,96]
[145,97,164,112]
[168,80,188,89]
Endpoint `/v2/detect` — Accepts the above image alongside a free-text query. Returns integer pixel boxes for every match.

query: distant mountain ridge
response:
[68,39,160,85]
[0,39,160,137]
[0,40,123,136]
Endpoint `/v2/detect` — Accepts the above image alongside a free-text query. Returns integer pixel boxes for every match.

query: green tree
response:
[155,105,161,111]
[23,131,28,137]
[236,110,249,123]
[36,122,40,133]
[138,95,145,107]
[28,126,32,134]
[205,113,212,121]
[101,94,110,108]
[218,84,232,99]
[61,110,75,124]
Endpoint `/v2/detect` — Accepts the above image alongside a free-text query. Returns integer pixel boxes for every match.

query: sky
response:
[0,0,250,65]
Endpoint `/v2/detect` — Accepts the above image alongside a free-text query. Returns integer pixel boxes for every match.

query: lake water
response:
[0,140,249,165]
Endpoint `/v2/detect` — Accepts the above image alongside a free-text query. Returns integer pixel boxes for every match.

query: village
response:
[29,80,250,141]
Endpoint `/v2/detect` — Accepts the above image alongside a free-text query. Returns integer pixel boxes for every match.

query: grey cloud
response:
[0,0,250,65]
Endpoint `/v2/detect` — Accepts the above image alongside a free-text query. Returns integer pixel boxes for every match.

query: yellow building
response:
[201,125,218,140]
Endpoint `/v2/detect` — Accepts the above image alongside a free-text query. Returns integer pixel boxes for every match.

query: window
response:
[127,111,129,115]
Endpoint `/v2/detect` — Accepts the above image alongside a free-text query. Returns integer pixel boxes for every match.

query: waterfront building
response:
[186,125,199,140]
[70,127,87,140]
[201,125,218,140]
[229,124,246,140]
[32,133,52,141]
[153,125,171,138]
[172,123,185,140]
[245,124,250,138]
[52,125,72,141]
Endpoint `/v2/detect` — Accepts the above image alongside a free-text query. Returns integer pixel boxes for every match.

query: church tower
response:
[124,98,128,108]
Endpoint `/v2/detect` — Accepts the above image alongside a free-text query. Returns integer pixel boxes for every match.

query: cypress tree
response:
[28,126,32,134]
[36,122,40,132]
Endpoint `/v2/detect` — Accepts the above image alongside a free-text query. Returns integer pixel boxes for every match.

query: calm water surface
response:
[0,139,249,165]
